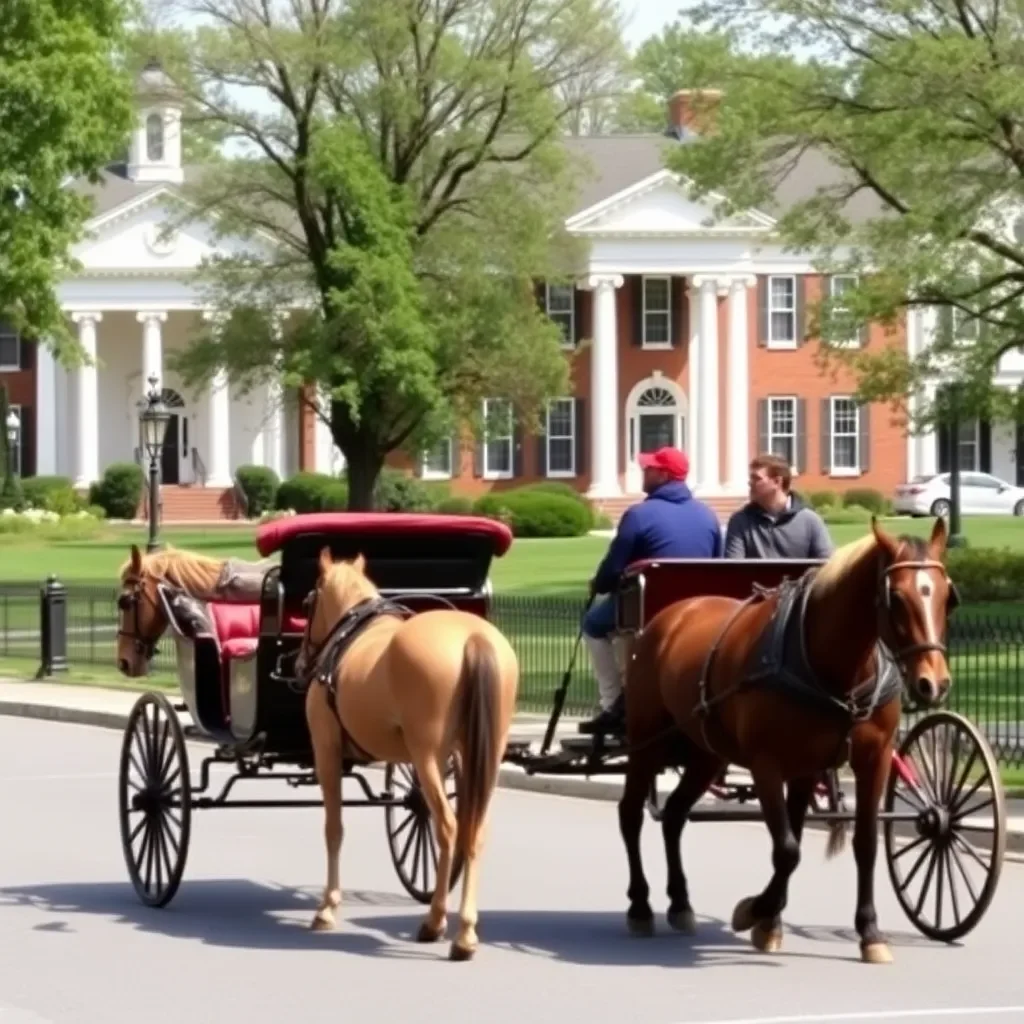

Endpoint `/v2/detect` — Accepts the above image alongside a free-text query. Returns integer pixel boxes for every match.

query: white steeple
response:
[127,58,185,185]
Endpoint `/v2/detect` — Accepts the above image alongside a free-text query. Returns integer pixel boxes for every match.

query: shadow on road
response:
[0,878,950,967]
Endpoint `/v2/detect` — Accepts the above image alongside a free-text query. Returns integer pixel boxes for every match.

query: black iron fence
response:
[3,579,1022,768]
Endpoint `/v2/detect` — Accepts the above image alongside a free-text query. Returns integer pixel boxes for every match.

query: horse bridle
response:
[116,576,164,662]
[876,557,959,667]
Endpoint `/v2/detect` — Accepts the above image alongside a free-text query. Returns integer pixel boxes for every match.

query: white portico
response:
[41,61,339,491]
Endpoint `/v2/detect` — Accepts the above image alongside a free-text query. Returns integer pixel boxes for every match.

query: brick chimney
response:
[667,88,723,137]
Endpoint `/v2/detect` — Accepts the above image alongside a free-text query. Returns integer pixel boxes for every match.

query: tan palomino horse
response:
[294,547,520,961]
[617,516,957,965]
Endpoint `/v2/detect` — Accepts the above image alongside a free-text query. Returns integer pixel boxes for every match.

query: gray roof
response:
[70,131,886,232]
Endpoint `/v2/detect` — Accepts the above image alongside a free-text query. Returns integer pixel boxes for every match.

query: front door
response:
[638,413,675,453]
[160,413,181,484]
[626,411,685,492]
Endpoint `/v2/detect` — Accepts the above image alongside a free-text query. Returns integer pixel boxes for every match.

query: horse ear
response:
[130,544,142,574]
[318,546,333,576]
[870,515,898,556]
[929,513,949,555]
[352,552,366,574]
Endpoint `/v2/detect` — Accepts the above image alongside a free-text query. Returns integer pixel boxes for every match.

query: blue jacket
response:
[592,481,722,593]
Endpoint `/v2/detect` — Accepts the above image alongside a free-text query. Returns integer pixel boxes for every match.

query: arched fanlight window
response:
[637,386,676,408]
[146,113,164,161]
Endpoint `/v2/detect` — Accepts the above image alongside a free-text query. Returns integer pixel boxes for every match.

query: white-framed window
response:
[956,418,980,471]
[767,275,796,346]
[829,274,859,345]
[482,397,513,479]
[5,404,21,476]
[767,396,797,469]
[546,398,575,477]
[420,437,452,480]
[146,112,164,161]
[642,276,672,347]
[0,323,19,371]
[830,396,860,474]
[545,283,574,348]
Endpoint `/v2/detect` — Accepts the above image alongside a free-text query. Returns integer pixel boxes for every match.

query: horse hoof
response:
[751,921,783,953]
[731,896,757,933]
[310,914,334,932]
[861,942,893,965]
[416,918,447,943]
[627,914,655,937]
[449,941,476,962]
[667,909,697,935]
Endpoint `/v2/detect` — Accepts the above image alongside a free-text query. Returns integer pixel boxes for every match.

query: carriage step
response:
[559,734,626,755]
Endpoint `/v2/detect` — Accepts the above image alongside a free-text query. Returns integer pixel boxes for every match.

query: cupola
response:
[127,58,185,184]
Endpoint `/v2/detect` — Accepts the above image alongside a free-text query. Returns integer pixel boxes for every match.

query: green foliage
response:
[158,0,619,508]
[473,488,592,537]
[0,0,134,361]
[235,465,279,518]
[840,488,887,515]
[435,496,475,515]
[21,476,84,515]
[275,473,348,513]
[512,480,597,528]
[659,4,1024,428]
[804,489,839,512]
[0,514,102,540]
[371,469,436,512]
[820,503,873,525]
[88,463,143,520]
[947,548,1024,604]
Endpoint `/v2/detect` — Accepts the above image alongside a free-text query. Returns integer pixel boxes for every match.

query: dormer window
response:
[146,113,164,161]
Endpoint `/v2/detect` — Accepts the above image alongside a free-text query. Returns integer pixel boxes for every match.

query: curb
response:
[3,697,1021,862]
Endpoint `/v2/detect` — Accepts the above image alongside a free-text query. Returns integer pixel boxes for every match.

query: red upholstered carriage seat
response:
[208,602,261,662]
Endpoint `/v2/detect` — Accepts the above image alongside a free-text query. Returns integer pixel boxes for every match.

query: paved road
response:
[1,718,1022,1024]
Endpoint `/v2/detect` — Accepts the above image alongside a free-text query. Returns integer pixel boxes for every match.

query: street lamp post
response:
[946,382,967,548]
[137,375,170,553]
[5,409,19,482]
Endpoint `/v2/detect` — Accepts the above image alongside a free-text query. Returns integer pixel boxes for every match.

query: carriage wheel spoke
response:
[943,845,962,929]
[891,832,929,863]
[911,845,940,920]
[953,796,994,824]
[948,835,980,904]
[943,727,962,805]
[950,829,991,873]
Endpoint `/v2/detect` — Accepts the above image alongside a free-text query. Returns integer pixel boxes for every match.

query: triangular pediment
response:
[73,188,278,273]
[565,170,774,236]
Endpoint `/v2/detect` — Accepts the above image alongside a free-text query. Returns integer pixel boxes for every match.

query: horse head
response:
[116,544,171,676]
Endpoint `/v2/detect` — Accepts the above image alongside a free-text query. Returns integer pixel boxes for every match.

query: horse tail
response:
[452,631,503,864]
[825,821,849,860]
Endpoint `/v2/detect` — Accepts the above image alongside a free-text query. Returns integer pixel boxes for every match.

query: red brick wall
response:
[0,337,37,477]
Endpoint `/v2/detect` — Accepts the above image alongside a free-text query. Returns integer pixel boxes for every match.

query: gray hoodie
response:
[723,492,834,559]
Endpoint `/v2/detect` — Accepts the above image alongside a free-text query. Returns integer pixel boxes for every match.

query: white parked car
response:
[893,471,1024,517]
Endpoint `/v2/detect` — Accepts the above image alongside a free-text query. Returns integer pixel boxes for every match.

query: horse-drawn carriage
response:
[116,510,1006,962]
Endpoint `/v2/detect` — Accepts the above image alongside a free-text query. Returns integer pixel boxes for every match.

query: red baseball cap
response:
[637,446,689,480]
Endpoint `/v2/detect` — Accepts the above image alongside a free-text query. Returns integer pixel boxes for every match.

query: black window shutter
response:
[796,398,807,473]
[795,276,806,345]
[536,407,548,478]
[534,280,546,312]
[512,413,524,477]
[631,275,644,346]
[757,399,769,454]
[980,417,992,473]
[820,397,831,473]
[757,276,768,346]
[670,276,685,347]
[858,402,871,473]
[573,286,585,347]
[19,405,33,477]
[574,396,587,477]
[19,337,34,371]
[937,422,950,472]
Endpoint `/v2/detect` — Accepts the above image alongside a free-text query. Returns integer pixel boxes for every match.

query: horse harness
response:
[117,576,166,662]
[692,555,955,763]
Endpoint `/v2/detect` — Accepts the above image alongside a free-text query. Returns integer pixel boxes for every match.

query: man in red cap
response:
[578,446,723,736]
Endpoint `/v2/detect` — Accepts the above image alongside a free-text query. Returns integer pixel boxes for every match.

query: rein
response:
[117,577,166,661]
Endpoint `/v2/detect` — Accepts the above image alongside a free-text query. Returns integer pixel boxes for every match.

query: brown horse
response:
[294,547,519,961]
[617,515,957,964]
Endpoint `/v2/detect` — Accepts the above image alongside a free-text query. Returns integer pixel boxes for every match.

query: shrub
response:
[473,489,591,537]
[372,468,436,512]
[841,487,886,514]
[435,496,474,515]
[275,472,348,512]
[515,481,596,527]
[235,465,279,517]
[22,476,81,513]
[87,463,143,520]
[804,489,838,512]
[821,503,873,524]
[945,547,1024,604]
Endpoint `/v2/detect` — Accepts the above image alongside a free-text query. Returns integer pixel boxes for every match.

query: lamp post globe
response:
[4,409,18,480]
[137,375,170,552]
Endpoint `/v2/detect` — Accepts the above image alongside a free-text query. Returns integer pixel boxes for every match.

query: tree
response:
[662,2,1024,435]
[0,0,135,361]
[151,0,623,509]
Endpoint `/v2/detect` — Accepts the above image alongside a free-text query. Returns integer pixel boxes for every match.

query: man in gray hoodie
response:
[724,452,835,559]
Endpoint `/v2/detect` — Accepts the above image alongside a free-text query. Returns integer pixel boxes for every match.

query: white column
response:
[70,313,101,488]
[919,381,939,477]
[725,275,756,492]
[136,311,166,392]
[35,340,57,475]
[314,384,337,473]
[585,274,624,497]
[266,313,288,477]
[691,275,724,493]
[201,311,232,487]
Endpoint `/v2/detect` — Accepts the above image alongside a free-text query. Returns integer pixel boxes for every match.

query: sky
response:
[619,0,686,48]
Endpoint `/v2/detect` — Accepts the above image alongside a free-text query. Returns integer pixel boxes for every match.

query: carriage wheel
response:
[384,755,464,904]
[118,691,193,908]
[883,710,1006,942]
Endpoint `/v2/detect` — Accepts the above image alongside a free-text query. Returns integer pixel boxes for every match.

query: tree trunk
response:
[344,444,385,511]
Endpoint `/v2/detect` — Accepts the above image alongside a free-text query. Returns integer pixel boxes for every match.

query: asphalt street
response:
[0,717,1022,1024]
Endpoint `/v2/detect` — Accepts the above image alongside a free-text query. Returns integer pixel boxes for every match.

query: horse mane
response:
[808,532,881,602]
[119,546,225,598]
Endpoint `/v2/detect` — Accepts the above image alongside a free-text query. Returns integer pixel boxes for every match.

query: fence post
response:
[36,575,68,679]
